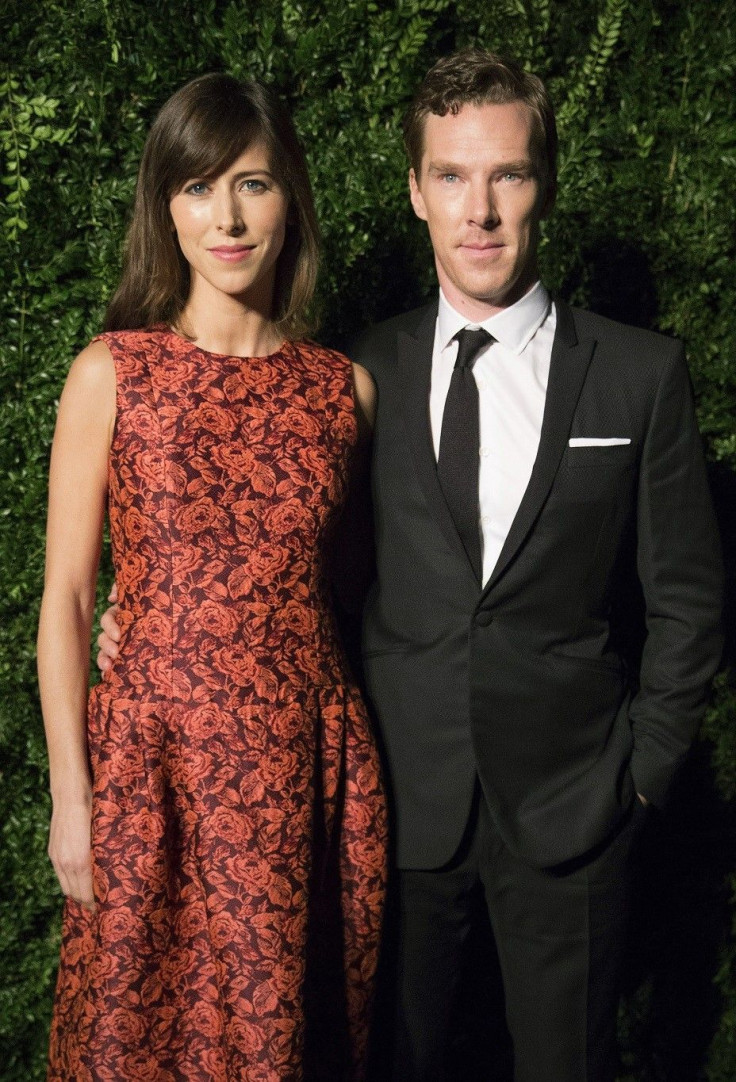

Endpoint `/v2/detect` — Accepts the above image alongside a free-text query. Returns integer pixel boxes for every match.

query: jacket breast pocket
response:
[566,444,636,469]
[549,446,637,505]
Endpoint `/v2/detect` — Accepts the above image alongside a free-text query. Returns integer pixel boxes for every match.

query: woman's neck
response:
[176,285,283,358]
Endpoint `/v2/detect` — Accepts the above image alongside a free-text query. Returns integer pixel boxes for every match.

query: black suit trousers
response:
[378,788,647,1082]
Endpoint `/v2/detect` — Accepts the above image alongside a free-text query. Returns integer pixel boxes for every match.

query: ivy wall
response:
[1,1,734,1078]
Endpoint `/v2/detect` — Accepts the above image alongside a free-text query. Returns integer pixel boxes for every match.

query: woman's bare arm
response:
[37,340,115,910]
[351,361,377,436]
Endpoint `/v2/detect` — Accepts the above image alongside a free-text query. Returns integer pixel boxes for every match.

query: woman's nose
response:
[215,190,245,235]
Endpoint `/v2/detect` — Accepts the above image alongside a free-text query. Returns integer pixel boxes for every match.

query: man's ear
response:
[408,169,428,222]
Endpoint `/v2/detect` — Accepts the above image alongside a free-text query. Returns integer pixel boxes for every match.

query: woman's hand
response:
[48,786,95,911]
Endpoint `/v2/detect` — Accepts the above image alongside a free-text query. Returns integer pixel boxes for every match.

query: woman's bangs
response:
[168,108,263,194]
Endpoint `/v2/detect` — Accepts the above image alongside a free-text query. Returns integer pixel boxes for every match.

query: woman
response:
[37,73,387,1081]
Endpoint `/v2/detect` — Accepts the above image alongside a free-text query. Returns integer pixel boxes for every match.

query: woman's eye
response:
[184,182,209,196]
[242,179,267,193]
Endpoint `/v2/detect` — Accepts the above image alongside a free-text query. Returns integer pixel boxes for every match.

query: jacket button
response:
[475,611,493,627]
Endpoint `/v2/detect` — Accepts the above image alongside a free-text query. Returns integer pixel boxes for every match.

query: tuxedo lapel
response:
[483,301,595,595]
[397,303,480,584]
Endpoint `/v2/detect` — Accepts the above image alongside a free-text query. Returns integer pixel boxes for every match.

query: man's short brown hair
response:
[403,49,557,194]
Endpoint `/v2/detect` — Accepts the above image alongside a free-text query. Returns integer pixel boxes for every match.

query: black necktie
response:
[437,327,492,582]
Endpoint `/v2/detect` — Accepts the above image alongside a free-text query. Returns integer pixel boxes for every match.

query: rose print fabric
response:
[47,330,388,1082]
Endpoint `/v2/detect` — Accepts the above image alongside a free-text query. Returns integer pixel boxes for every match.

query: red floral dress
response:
[47,329,388,1082]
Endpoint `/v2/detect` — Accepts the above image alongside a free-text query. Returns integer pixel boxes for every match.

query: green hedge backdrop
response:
[1,1,734,1078]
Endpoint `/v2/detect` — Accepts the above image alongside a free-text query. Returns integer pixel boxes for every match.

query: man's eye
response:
[442,174,459,183]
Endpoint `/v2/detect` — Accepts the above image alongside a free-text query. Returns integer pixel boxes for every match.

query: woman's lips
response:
[208,246,254,262]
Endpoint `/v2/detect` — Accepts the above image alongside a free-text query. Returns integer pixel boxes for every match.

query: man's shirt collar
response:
[437,281,551,355]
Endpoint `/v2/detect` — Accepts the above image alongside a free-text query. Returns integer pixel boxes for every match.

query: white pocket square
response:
[568,437,631,447]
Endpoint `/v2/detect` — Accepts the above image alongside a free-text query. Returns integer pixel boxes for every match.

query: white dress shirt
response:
[429,282,556,585]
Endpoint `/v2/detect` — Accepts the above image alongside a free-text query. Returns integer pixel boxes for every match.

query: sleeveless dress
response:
[47,329,388,1082]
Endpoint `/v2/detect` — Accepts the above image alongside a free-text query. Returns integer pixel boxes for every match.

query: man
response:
[99,50,723,1082]
[350,49,723,1082]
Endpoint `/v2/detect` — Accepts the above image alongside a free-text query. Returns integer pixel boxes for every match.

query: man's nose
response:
[467,182,499,229]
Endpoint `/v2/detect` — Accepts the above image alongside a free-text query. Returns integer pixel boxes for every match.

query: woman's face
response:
[169,141,288,311]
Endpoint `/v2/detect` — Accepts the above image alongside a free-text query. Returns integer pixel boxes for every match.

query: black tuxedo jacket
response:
[351,298,723,870]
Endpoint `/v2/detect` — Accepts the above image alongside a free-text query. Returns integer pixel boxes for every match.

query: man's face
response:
[409,100,553,321]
